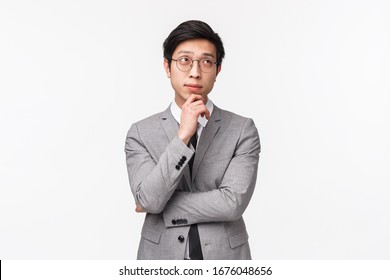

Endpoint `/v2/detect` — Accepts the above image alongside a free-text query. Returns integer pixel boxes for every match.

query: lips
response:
[184,83,203,92]
[185,83,203,88]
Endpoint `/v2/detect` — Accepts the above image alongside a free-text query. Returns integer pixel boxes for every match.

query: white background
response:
[0,0,389,259]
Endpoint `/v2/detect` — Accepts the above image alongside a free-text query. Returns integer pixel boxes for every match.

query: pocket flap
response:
[141,227,162,244]
[228,230,249,248]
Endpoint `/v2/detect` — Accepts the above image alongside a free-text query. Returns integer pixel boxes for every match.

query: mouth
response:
[184,83,203,91]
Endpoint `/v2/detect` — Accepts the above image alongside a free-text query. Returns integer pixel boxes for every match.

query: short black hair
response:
[163,20,225,68]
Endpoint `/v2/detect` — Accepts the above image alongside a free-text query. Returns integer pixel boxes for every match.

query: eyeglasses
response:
[171,56,217,73]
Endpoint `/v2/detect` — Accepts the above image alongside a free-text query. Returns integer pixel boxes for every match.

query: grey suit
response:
[125,104,260,259]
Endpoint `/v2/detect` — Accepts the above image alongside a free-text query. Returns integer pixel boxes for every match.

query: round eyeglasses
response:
[171,56,217,73]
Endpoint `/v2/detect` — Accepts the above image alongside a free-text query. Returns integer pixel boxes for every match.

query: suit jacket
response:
[124,104,261,259]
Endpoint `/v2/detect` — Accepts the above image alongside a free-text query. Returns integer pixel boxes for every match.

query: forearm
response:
[125,124,194,213]
[163,118,261,226]
[163,154,259,227]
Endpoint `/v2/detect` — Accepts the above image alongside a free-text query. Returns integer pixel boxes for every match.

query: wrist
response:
[177,131,190,145]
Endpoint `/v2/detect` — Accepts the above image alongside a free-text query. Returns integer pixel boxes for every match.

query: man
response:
[125,20,260,260]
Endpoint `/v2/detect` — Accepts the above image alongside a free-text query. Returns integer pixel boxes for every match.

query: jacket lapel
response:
[160,106,179,143]
[160,106,192,190]
[192,105,221,182]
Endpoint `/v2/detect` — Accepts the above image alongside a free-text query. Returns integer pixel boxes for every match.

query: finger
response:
[205,108,210,119]
[193,106,210,118]
[190,105,206,114]
[185,94,206,105]
[192,95,206,104]
[201,110,210,119]
[187,100,205,108]
[135,203,144,213]
[200,108,210,119]
[184,94,197,105]
[182,102,206,117]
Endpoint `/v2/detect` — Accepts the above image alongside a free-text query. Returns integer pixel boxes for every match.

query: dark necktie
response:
[188,133,197,177]
[188,132,203,260]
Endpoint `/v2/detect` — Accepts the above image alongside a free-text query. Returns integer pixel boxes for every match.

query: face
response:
[164,39,221,108]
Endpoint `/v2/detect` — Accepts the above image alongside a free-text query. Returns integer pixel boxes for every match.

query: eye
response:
[177,56,191,65]
[201,58,214,67]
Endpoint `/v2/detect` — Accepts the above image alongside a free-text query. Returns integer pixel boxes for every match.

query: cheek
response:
[205,77,217,89]
[169,70,181,81]
[170,75,184,91]
[171,76,181,87]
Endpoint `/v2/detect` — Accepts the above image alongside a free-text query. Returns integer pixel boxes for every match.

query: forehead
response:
[173,39,217,58]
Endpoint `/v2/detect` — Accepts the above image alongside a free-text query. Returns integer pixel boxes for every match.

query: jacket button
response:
[172,219,176,225]
[175,165,180,170]
[182,156,187,161]
[178,161,183,167]
[178,235,185,242]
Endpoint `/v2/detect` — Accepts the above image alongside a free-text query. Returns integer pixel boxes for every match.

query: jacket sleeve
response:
[162,118,261,227]
[124,123,194,214]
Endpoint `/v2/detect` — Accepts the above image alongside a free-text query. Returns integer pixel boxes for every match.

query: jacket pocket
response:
[141,227,162,244]
[228,230,249,248]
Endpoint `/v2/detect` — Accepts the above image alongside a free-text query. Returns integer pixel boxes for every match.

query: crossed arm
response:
[125,117,260,225]
[162,125,260,227]
[125,95,260,225]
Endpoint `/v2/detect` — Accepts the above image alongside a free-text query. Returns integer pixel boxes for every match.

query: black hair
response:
[163,20,225,68]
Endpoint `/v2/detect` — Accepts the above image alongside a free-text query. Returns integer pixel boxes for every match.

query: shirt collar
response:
[170,98,214,128]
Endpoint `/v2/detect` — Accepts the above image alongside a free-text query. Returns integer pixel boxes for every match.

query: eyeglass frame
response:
[170,56,218,73]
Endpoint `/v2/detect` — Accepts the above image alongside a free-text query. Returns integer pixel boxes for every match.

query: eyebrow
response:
[177,50,216,58]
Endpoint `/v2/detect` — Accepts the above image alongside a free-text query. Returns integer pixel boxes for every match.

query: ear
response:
[163,59,171,78]
[216,65,222,76]
[215,65,222,81]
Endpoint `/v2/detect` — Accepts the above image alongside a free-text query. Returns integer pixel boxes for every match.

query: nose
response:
[189,60,201,79]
